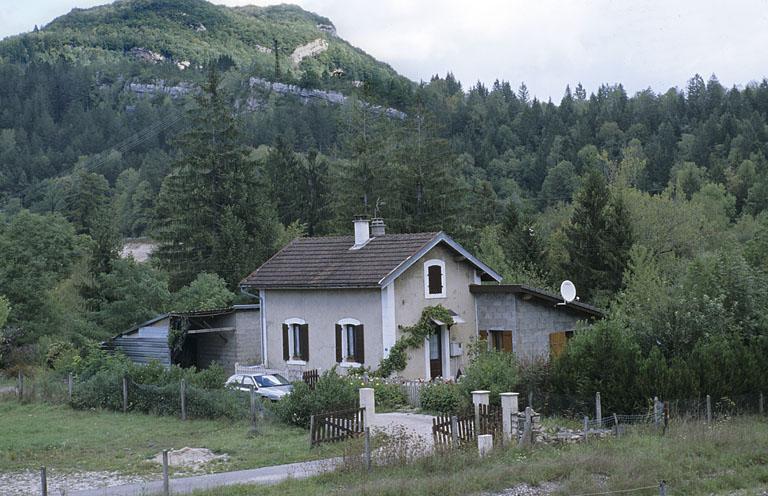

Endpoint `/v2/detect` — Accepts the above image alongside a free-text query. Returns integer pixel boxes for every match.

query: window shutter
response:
[299,324,309,361]
[354,325,365,364]
[428,264,442,294]
[479,330,489,351]
[335,324,342,363]
[282,324,289,361]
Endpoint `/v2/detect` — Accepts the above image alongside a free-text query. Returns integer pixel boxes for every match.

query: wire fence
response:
[11,370,253,420]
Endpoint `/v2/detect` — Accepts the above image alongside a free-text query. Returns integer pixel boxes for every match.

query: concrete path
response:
[369,412,435,448]
[68,457,342,496]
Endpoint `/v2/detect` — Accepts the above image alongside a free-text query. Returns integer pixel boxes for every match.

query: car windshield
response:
[255,374,290,387]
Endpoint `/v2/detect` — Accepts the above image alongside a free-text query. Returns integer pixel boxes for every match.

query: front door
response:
[429,330,442,379]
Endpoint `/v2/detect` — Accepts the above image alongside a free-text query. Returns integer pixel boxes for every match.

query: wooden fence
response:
[478,403,503,438]
[309,407,366,447]
[302,369,319,390]
[432,413,475,448]
[400,381,423,408]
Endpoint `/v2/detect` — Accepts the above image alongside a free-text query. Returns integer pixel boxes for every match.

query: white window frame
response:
[337,318,362,367]
[424,259,447,299]
[284,318,307,365]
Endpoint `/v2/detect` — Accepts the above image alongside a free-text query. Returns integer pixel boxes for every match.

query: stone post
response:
[500,392,519,444]
[472,390,490,432]
[706,394,712,423]
[477,434,493,457]
[359,387,375,427]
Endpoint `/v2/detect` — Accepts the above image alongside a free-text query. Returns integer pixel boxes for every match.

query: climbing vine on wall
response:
[378,305,454,377]
[167,315,190,360]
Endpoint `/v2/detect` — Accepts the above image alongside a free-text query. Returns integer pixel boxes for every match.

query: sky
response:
[3,0,768,100]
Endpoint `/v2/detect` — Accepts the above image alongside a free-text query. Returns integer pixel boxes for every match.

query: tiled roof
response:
[240,232,440,289]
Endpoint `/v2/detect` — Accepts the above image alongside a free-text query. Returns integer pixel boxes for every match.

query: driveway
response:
[368,412,435,450]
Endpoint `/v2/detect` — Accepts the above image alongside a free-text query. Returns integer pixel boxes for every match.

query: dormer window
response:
[424,259,446,298]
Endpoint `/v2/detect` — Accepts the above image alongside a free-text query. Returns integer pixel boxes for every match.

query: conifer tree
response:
[155,67,278,289]
[563,168,632,300]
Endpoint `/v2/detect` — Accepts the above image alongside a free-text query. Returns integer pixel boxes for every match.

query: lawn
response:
[0,400,333,476]
[190,417,768,496]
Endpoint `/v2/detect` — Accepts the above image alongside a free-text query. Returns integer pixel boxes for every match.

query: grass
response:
[189,417,768,496]
[0,400,335,476]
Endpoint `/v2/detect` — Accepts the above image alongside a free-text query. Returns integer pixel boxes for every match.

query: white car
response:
[225,373,293,401]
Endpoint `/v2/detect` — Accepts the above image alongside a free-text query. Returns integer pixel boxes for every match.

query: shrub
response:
[270,368,357,428]
[371,380,407,410]
[459,348,518,405]
[420,382,466,413]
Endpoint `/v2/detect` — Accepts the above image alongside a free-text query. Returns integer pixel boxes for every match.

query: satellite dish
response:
[560,280,576,303]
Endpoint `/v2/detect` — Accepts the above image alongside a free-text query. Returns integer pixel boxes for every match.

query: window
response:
[335,319,365,364]
[282,319,309,362]
[424,259,446,298]
[549,331,574,357]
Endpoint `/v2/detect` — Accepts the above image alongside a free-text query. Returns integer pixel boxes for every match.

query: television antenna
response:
[558,280,577,306]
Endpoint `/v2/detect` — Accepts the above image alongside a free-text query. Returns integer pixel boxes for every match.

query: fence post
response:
[706,394,712,423]
[18,370,23,402]
[654,396,661,428]
[583,416,589,441]
[528,390,533,410]
[477,434,493,457]
[162,449,170,496]
[40,466,47,496]
[122,376,128,413]
[450,415,459,447]
[663,401,669,435]
[67,373,73,403]
[364,427,372,471]
[359,388,375,428]
[180,379,186,421]
[760,392,764,416]
[500,392,519,444]
[659,480,667,496]
[308,415,316,449]
[471,390,490,433]
[251,384,257,434]
[595,391,602,427]
[613,413,619,437]
[518,408,532,448]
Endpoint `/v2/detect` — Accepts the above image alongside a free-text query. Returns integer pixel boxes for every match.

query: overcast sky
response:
[3,0,768,100]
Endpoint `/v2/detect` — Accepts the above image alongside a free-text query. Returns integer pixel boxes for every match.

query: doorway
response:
[428,330,442,379]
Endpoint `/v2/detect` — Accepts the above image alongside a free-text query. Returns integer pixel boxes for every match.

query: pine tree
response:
[563,168,632,300]
[155,67,278,289]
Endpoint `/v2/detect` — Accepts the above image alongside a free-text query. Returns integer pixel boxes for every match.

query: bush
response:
[459,348,518,405]
[270,368,357,428]
[371,380,407,410]
[420,382,466,413]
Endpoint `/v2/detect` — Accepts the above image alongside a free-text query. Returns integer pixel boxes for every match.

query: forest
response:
[1,0,768,404]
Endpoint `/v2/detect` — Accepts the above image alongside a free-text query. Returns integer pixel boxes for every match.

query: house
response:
[240,218,602,380]
[105,305,261,371]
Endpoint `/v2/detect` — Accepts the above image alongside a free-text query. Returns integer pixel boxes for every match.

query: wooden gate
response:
[309,407,365,447]
[478,403,503,438]
[432,413,475,447]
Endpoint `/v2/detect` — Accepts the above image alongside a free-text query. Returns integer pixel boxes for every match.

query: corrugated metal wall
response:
[111,336,171,366]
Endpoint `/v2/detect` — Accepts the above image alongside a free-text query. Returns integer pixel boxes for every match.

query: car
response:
[225,373,293,401]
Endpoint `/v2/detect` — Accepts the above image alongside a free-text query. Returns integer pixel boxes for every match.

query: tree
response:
[172,273,236,312]
[91,258,171,334]
[155,68,279,289]
[0,296,9,329]
[563,169,632,300]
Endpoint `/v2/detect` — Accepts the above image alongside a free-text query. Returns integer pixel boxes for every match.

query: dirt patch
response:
[151,447,229,471]
[0,470,150,496]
